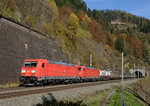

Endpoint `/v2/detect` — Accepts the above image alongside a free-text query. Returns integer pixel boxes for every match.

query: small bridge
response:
[129,69,145,78]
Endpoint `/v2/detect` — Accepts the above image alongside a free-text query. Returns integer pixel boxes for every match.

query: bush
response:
[24,15,36,27]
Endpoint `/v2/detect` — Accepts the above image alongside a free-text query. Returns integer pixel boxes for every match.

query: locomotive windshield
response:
[78,67,81,71]
[24,61,38,67]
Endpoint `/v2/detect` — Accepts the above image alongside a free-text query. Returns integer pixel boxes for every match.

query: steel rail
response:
[0,79,124,100]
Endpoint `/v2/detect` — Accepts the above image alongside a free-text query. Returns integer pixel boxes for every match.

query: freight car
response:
[19,59,131,86]
[111,71,121,80]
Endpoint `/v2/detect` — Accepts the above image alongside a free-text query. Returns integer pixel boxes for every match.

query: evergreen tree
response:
[115,35,125,53]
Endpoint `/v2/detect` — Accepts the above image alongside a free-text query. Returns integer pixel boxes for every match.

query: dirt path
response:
[100,89,115,106]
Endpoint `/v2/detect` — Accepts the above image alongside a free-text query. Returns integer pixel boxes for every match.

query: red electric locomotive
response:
[74,66,100,81]
[84,67,99,81]
[20,59,80,85]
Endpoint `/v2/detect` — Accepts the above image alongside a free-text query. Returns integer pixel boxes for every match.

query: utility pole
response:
[114,64,116,71]
[90,54,92,67]
[122,52,124,88]
[121,52,125,106]
[134,63,135,69]
[25,43,28,59]
[138,64,139,79]
[133,63,136,78]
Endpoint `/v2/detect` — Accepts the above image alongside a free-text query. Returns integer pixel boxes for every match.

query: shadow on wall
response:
[36,93,83,106]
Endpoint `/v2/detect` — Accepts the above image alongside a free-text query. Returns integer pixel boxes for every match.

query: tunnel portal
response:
[134,71,143,78]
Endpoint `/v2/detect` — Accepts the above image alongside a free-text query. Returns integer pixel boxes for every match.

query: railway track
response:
[0,86,25,92]
[0,79,133,100]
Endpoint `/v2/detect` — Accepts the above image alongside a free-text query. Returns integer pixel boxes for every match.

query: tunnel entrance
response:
[135,71,143,78]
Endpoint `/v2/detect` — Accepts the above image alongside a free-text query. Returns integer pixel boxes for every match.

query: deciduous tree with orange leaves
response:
[106,32,113,47]
[127,34,143,57]
[132,36,143,57]
[88,20,105,44]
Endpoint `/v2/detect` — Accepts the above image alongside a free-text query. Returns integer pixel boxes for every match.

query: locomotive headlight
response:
[31,70,35,73]
[22,70,26,73]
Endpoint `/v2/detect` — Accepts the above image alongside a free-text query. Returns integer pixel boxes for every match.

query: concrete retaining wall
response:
[0,16,66,83]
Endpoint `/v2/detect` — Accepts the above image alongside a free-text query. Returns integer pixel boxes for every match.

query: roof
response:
[47,60,75,67]
[86,66,97,70]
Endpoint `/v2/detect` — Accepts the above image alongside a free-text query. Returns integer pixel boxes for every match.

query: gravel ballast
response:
[0,79,137,106]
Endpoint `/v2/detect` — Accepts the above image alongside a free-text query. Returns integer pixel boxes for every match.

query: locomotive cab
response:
[19,59,48,85]
[77,66,85,79]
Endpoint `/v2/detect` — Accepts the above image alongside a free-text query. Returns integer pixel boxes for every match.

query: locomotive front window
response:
[78,67,81,71]
[24,62,31,67]
[31,62,38,67]
[24,61,38,67]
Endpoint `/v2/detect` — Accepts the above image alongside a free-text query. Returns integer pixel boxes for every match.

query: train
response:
[19,59,132,85]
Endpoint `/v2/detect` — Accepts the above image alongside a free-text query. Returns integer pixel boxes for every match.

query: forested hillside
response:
[0,0,150,71]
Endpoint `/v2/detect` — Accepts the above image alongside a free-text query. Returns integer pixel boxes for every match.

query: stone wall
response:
[0,16,66,83]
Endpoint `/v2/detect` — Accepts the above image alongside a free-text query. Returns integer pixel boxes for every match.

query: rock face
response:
[0,16,66,83]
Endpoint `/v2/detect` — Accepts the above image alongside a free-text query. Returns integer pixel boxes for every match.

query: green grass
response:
[80,89,111,106]
[108,88,142,106]
[0,81,20,88]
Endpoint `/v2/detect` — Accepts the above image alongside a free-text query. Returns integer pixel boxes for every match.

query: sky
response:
[84,0,150,20]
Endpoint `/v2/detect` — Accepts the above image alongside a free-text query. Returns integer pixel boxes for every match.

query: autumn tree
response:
[78,10,85,23]
[59,7,72,17]
[68,13,79,39]
[127,34,143,57]
[88,20,105,44]
[47,0,59,16]
[106,32,113,47]
[132,36,143,57]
